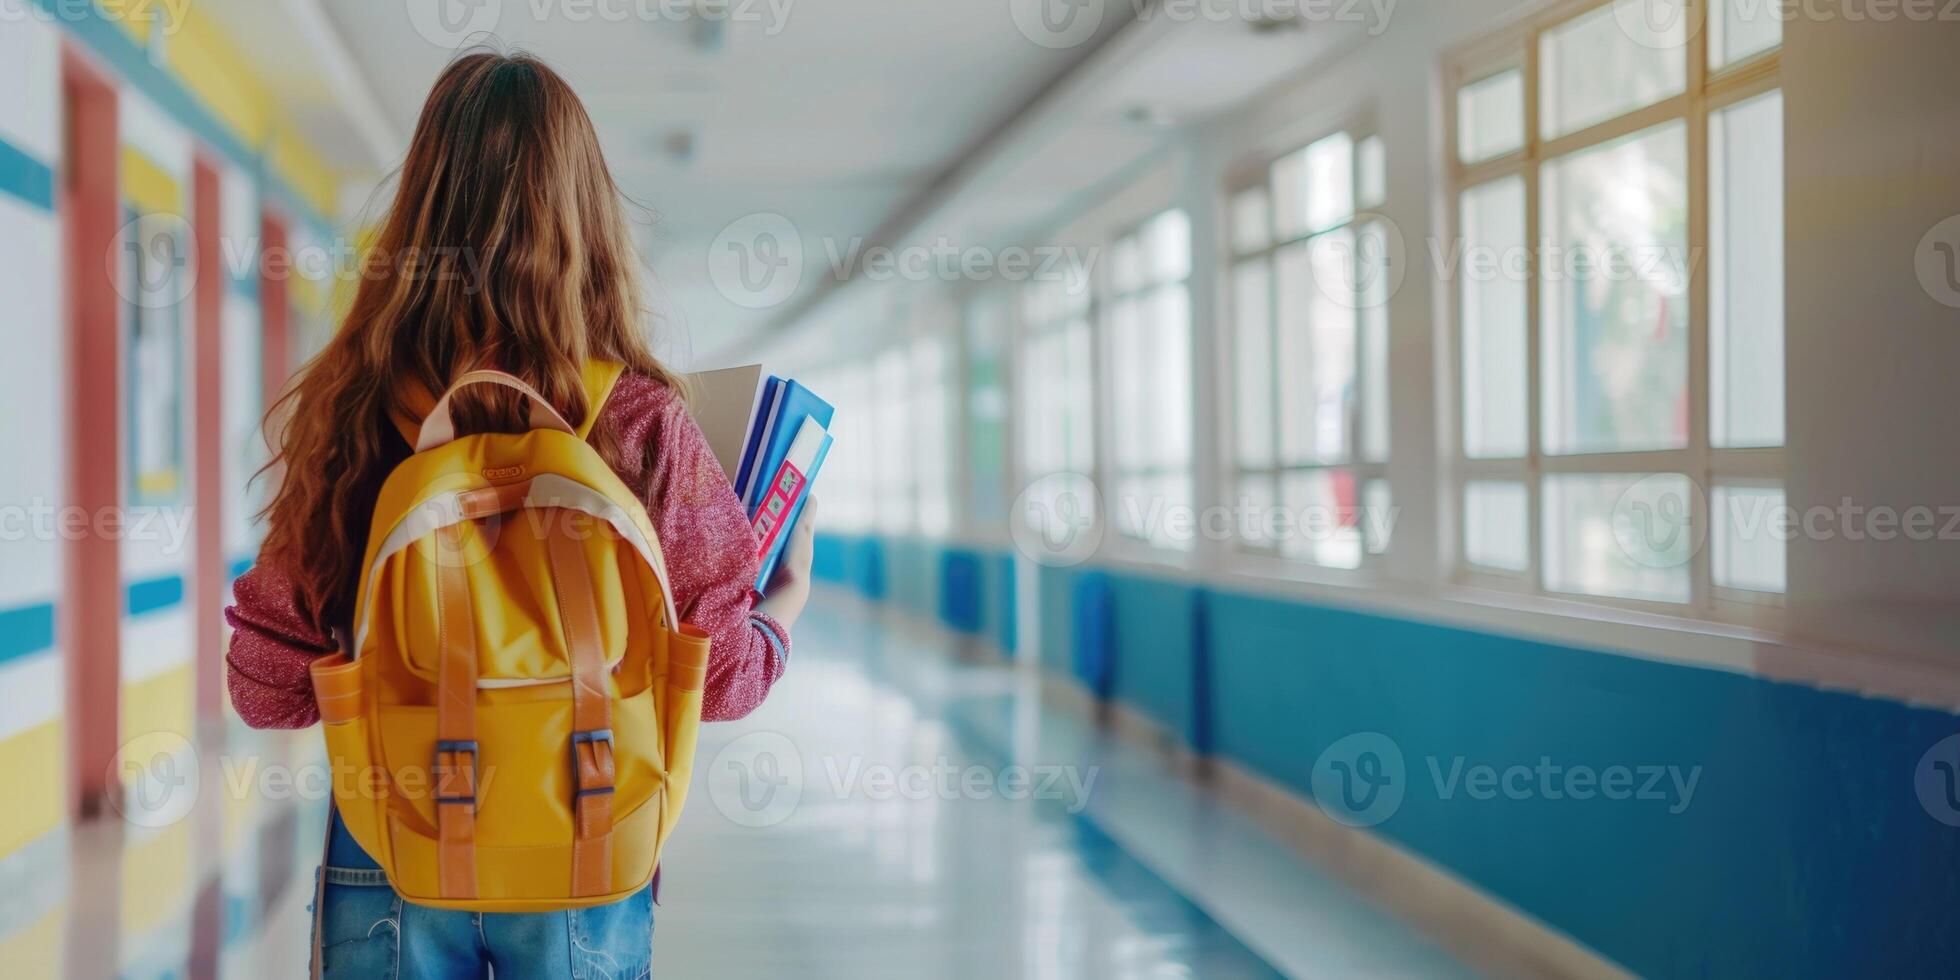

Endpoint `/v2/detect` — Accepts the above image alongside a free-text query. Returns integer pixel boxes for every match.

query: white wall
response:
[220,163,264,572]
[1782,11,1960,660]
[116,89,196,691]
[0,14,66,744]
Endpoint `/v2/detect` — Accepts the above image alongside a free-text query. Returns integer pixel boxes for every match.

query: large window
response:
[871,348,915,535]
[816,364,878,535]
[810,337,952,540]
[1106,209,1194,552]
[1448,0,1784,613]
[1018,272,1097,483]
[910,334,954,538]
[1228,131,1393,570]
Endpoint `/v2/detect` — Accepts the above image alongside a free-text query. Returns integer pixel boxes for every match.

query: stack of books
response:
[688,365,833,592]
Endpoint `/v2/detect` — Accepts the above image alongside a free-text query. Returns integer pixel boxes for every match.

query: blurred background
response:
[2,0,1959,976]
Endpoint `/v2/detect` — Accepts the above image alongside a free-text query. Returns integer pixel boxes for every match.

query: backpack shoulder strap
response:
[390,385,438,448]
[386,360,625,448]
[577,359,626,442]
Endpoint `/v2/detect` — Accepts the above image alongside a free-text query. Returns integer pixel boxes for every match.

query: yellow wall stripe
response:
[121,664,194,747]
[121,820,193,938]
[0,722,66,859]
[101,0,346,221]
[120,146,182,215]
[271,127,345,222]
[0,905,64,978]
[160,3,270,149]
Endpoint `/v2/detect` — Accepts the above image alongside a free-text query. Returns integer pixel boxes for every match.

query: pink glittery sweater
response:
[224,372,791,729]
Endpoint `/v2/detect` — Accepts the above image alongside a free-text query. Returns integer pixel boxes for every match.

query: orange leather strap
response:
[433,524,479,900]
[458,479,533,520]
[549,514,616,897]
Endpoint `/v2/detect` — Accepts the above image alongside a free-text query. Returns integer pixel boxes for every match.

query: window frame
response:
[1015,273,1099,485]
[1102,207,1198,556]
[1223,119,1394,574]
[1442,0,1784,624]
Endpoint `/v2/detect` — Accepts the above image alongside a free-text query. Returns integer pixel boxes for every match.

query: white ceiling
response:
[206,0,1130,362]
[204,1,1376,366]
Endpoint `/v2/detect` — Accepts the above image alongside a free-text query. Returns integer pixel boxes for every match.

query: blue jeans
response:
[313,810,655,979]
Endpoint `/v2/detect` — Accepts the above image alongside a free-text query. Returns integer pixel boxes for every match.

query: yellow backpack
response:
[308,360,707,912]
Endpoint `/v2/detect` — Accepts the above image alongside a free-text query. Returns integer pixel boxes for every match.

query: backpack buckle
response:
[433,740,479,807]
[571,729,616,798]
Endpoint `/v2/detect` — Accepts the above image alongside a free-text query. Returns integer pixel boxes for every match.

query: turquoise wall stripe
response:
[0,603,57,666]
[35,0,337,238]
[1028,561,1960,978]
[125,574,185,617]
[0,136,55,211]
[227,556,253,582]
[229,269,260,303]
[815,538,1960,974]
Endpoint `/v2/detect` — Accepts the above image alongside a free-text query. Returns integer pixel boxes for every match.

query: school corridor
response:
[6,594,1482,978]
[3,1,1960,977]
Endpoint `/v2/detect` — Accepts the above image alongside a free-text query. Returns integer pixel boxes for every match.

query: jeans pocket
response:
[318,869,403,980]
[566,883,655,980]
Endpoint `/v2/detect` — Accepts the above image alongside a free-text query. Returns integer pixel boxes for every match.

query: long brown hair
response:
[259,50,679,633]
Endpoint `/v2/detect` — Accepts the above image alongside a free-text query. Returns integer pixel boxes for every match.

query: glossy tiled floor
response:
[0,592,1474,978]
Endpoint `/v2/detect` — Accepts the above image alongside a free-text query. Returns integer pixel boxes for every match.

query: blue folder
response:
[755,431,831,592]
[734,377,834,591]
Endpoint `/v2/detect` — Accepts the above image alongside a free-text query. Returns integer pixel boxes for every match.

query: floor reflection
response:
[2,592,1471,979]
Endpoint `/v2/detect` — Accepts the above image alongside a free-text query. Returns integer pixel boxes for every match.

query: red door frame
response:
[192,157,225,728]
[61,43,123,821]
[260,213,290,418]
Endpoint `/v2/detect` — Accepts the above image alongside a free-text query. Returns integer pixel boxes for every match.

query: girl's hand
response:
[757,498,815,630]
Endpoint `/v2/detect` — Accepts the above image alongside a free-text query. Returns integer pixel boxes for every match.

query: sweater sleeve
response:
[225,560,339,729]
[607,375,790,722]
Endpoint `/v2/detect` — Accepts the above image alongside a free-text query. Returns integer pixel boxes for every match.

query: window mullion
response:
[1687,0,1715,613]
[1523,29,1546,594]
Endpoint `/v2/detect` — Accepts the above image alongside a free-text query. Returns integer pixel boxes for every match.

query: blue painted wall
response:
[1028,563,1960,977]
[817,535,1960,973]
[817,534,1016,654]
